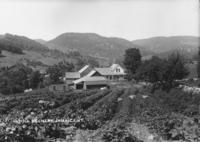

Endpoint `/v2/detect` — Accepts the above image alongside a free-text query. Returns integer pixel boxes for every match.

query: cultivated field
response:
[0,82,199,142]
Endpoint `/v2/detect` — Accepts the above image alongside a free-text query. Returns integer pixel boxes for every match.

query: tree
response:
[29,71,43,89]
[76,57,85,70]
[46,61,74,84]
[135,56,166,83]
[135,53,189,92]
[0,64,32,95]
[85,56,99,68]
[123,48,142,80]
[197,47,200,78]
[57,61,74,72]
[163,53,189,90]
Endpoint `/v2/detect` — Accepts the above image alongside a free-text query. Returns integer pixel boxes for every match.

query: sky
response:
[0,0,199,41]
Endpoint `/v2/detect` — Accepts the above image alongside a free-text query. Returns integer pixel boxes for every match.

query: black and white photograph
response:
[0,0,199,141]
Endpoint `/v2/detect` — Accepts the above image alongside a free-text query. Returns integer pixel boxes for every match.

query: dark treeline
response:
[197,47,200,78]
[124,48,189,92]
[0,61,75,95]
[0,64,42,95]
[0,55,99,95]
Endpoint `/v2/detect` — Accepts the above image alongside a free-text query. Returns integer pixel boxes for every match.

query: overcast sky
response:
[0,0,199,40]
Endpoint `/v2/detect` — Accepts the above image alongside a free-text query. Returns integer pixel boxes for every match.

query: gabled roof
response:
[73,76,107,84]
[94,68,114,76]
[65,72,80,79]
[78,65,90,73]
[110,64,125,74]
[94,67,126,76]
[86,70,97,77]
[110,64,119,69]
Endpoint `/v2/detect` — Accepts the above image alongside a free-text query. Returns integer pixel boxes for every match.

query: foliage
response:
[0,33,51,54]
[0,64,45,95]
[153,89,200,116]
[123,48,142,80]
[0,134,36,142]
[83,89,124,129]
[67,51,82,57]
[76,57,86,70]
[102,124,143,142]
[163,53,189,90]
[197,47,200,78]
[1,83,200,141]
[2,33,49,53]
[135,53,189,91]
[29,71,43,89]
[0,64,33,95]
[0,39,23,54]
[135,56,166,83]
[46,61,74,84]
[84,56,99,68]
[164,115,200,141]
[132,88,200,141]
[75,55,99,70]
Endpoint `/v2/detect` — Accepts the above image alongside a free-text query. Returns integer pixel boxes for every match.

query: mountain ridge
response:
[47,32,155,60]
[0,33,81,69]
[0,32,199,69]
[132,35,200,59]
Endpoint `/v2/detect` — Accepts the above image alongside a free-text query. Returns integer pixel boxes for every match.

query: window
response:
[116,68,120,72]
[53,85,56,91]
[63,85,66,91]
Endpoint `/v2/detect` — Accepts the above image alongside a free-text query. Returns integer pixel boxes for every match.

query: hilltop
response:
[0,34,85,69]
[43,33,199,61]
[46,33,154,61]
[132,36,200,59]
[0,33,199,70]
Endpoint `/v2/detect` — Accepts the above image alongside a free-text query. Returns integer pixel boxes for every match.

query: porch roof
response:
[73,76,107,84]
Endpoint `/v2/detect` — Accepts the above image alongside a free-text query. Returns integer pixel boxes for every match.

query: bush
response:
[135,54,189,92]
[102,124,143,142]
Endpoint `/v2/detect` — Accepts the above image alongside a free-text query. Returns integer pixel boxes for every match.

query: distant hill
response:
[132,36,200,59]
[47,33,200,61]
[0,34,80,69]
[47,33,154,61]
[0,33,199,70]
[0,33,53,55]
[35,39,47,45]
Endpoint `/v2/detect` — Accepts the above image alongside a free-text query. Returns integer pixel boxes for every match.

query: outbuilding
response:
[49,84,70,92]
[73,76,109,90]
[64,72,81,85]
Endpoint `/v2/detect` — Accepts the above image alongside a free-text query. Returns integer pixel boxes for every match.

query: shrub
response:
[102,124,143,142]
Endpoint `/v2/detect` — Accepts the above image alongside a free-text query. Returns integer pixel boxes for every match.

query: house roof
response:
[73,76,107,84]
[65,72,80,79]
[78,65,90,73]
[86,70,97,77]
[110,64,119,69]
[94,67,125,76]
[94,68,113,75]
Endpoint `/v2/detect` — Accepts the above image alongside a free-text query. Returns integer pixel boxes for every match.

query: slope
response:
[47,33,154,61]
[132,36,200,59]
[0,34,80,69]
